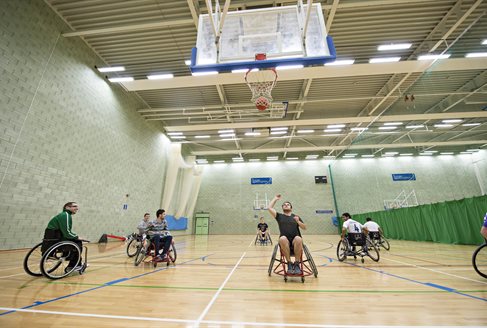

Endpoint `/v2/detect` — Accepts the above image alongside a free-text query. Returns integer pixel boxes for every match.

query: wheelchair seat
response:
[347,232,366,246]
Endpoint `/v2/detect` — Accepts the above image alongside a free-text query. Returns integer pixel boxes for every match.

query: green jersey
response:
[46,210,78,240]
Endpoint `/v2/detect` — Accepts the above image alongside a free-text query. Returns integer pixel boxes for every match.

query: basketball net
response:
[245,53,278,111]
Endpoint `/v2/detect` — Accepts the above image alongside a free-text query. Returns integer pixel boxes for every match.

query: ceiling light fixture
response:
[325,59,355,66]
[417,54,451,60]
[147,74,174,80]
[465,52,487,58]
[192,71,218,76]
[97,66,125,72]
[324,129,342,133]
[378,43,412,51]
[369,57,401,63]
[108,77,134,82]
[406,125,424,129]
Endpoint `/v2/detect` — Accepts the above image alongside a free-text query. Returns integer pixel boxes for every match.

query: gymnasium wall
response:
[195,161,336,235]
[0,0,170,249]
[330,151,486,215]
[195,151,486,235]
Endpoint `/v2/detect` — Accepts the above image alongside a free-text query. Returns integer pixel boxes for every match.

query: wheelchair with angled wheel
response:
[126,232,144,257]
[24,238,89,280]
[337,233,380,263]
[134,232,177,268]
[254,231,273,246]
[268,238,318,283]
[368,231,390,251]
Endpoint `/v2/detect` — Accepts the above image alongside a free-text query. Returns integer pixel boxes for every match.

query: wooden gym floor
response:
[0,235,485,327]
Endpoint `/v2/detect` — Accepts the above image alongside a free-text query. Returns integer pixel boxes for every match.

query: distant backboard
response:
[190,2,336,72]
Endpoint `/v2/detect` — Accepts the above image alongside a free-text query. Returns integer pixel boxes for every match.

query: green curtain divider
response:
[352,195,487,245]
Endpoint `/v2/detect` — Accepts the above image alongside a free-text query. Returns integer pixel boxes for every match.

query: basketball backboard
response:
[190,1,336,73]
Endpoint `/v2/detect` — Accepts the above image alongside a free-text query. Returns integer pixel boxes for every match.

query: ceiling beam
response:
[164,111,487,132]
[62,19,195,37]
[123,58,487,91]
[191,140,487,156]
[186,0,200,28]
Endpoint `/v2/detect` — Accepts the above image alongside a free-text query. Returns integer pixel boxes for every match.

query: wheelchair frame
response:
[268,243,318,282]
[369,231,390,251]
[134,235,177,268]
[23,239,88,280]
[254,231,273,246]
[336,234,380,263]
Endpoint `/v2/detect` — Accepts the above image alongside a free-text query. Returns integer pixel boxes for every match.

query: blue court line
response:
[321,255,487,303]
[0,253,210,317]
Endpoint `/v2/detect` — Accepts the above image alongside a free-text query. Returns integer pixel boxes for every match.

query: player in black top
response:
[257,216,270,242]
[268,194,306,275]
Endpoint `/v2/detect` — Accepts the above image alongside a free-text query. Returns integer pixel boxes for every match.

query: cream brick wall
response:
[0,0,170,249]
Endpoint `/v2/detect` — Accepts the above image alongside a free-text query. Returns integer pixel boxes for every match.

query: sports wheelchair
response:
[337,233,380,263]
[134,232,177,268]
[368,231,390,251]
[268,241,318,282]
[126,232,144,257]
[254,231,273,246]
[24,239,88,280]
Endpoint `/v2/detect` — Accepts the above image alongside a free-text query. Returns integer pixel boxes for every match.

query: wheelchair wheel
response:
[268,244,278,276]
[40,241,81,280]
[168,241,177,264]
[134,244,147,266]
[472,243,487,279]
[126,238,140,257]
[254,235,258,245]
[269,235,273,245]
[380,238,390,251]
[23,242,43,277]
[303,244,318,277]
[337,240,348,262]
[366,239,380,262]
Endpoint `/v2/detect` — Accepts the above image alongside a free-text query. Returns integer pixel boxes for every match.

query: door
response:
[194,213,209,235]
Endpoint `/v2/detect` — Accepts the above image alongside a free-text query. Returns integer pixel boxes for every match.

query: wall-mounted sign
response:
[392,173,416,181]
[251,177,272,184]
[315,176,328,184]
[316,209,333,214]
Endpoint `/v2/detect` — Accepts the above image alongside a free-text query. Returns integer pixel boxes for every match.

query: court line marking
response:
[43,281,487,294]
[322,255,487,302]
[0,255,207,317]
[0,307,485,328]
[0,273,26,279]
[196,251,246,324]
[382,257,487,285]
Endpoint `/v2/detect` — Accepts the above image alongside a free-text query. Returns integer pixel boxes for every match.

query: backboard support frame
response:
[190,2,336,73]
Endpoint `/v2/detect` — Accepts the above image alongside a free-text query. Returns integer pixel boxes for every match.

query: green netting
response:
[349,195,486,245]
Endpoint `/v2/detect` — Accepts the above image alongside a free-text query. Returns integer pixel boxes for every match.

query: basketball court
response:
[1,235,486,327]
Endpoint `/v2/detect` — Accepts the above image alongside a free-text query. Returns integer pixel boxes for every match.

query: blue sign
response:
[251,177,272,185]
[392,173,416,181]
[316,209,334,214]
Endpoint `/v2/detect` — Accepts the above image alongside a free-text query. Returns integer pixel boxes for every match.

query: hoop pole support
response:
[301,0,314,51]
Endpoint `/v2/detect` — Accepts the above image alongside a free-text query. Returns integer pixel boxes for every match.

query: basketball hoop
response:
[245,53,278,111]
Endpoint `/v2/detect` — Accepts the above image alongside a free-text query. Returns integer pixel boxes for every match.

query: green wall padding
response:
[351,195,487,245]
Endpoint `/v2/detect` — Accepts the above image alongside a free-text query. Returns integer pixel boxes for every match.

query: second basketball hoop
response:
[245,53,278,111]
